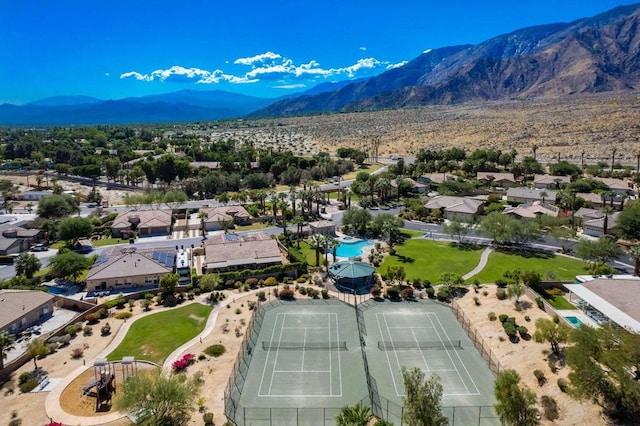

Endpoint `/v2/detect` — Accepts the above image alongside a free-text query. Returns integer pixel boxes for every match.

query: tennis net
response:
[377,340,462,350]
[261,341,348,351]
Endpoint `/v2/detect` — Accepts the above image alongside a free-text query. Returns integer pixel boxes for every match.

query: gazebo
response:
[328,260,375,294]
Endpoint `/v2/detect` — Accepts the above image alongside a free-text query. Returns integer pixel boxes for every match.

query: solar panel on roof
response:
[166,257,175,268]
[152,252,160,260]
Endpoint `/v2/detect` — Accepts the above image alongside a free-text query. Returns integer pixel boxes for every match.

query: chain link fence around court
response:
[451,300,503,375]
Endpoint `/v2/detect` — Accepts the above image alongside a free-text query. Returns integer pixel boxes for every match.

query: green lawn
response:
[400,228,424,238]
[235,222,272,231]
[545,294,576,310]
[107,303,213,365]
[92,237,127,247]
[470,250,588,284]
[377,239,484,283]
[297,240,324,266]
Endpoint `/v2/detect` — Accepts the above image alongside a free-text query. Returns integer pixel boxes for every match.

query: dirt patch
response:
[454,286,607,425]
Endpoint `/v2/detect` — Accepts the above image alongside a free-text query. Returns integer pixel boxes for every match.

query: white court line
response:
[258,312,282,396]
[376,313,402,396]
[282,326,330,330]
[411,328,431,372]
[430,313,480,395]
[274,370,332,373]
[268,313,288,395]
[334,313,343,397]
[301,327,307,372]
[328,314,332,394]
[387,325,435,329]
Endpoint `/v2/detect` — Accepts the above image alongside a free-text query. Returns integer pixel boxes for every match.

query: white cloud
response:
[386,60,408,69]
[273,83,306,89]
[120,53,399,86]
[359,46,367,51]
[234,51,282,65]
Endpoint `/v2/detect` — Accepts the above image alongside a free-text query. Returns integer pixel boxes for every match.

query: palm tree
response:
[611,147,618,173]
[288,187,298,217]
[324,235,339,264]
[0,331,15,370]
[198,211,208,237]
[14,253,41,279]
[276,193,288,234]
[292,215,305,248]
[308,233,325,267]
[532,144,538,161]
[581,150,586,176]
[335,403,371,426]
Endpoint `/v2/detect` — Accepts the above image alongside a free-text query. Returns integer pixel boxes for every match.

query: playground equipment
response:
[82,357,116,411]
[121,356,138,381]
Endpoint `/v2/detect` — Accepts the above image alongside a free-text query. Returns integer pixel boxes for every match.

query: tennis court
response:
[361,299,499,425]
[234,300,367,425]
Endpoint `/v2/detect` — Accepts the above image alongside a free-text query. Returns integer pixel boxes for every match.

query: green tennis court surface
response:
[226,299,498,425]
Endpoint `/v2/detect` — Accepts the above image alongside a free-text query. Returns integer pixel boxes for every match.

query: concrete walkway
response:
[462,246,493,280]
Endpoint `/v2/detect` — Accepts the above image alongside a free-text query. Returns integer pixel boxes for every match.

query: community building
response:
[328,260,376,293]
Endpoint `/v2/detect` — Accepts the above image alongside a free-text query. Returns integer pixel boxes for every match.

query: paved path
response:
[462,246,493,280]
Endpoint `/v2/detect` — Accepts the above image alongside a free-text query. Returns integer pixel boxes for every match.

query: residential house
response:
[0,228,45,255]
[418,173,457,186]
[503,202,559,219]
[201,206,251,232]
[533,174,570,190]
[576,192,604,208]
[111,210,173,237]
[424,196,484,221]
[506,188,557,205]
[0,290,55,335]
[85,247,175,291]
[390,178,428,193]
[582,211,620,238]
[477,172,517,187]
[204,232,284,272]
[593,177,634,196]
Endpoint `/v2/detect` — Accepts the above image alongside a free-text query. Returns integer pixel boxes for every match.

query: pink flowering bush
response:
[172,353,196,372]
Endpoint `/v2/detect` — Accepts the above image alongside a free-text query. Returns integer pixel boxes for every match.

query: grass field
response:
[377,239,483,283]
[470,250,588,284]
[107,303,213,365]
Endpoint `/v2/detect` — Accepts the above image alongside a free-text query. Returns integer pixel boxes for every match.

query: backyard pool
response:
[335,239,374,258]
[564,316,583,328]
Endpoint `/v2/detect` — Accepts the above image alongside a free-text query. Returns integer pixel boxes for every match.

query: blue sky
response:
[0,0,637,104]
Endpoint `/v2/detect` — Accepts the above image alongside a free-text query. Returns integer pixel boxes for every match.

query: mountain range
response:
[252,3,640,116]
[2,3,640,125]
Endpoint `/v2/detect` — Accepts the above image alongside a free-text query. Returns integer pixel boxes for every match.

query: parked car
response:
[30,245,48,252]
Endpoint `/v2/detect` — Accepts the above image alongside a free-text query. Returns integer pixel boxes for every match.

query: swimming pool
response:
[564,316,583,328]
[335,239,374,258]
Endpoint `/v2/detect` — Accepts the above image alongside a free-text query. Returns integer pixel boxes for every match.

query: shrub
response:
[548,359,558,374]
[71,347,84,359]
[83,326,93,336]
[101,323,111,336]
[296,276,307,283]
[473,296,480,306]
[482,290,488,296]
[247,301,256,310]
[18,372,30,385]
[245,277,259,288]
[436,286,450,302]
[235,308,242,315]
[400,286,414,300]
[503,322,517,338]
[541,395,560,420]
[19,378,38,393]
[518,326,528,337]
[115,311,133,320]
[278,285,295,300]
[299,287,307,296]
[385,286,400,300]
[59,334,71,346]
[198,353,206,361]
[257,291,266,302]
[204,344,226,357]
[85,313,100,324]
[557,378,569,393]
[172,353,196,372]
[488,312,497,321]
[496,288,507,300]
[533,369,546,386]
[425,287,435,299]
[495,279,509,288]
[498,314,509,323]
[524,315,531,322]
[321,289,329,299]
[371,285,382,298]
[507,317,516,324]
[264,277,278,286]
[203,412,215,426]
[535,296,545,310]
[65,324,79,337]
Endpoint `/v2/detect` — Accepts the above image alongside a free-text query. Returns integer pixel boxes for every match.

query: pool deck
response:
[557,309,599,328]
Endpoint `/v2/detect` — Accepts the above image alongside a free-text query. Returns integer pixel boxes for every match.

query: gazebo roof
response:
[328,261,375,279]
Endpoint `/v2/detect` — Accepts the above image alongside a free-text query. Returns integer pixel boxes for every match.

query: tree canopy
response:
[494,369,539,426]
[37,194,80,219]
[14,253,41,279]
[49,250,91,283]
[401,367,448,426]
[57,216,94,246]
[616,199,640,241]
